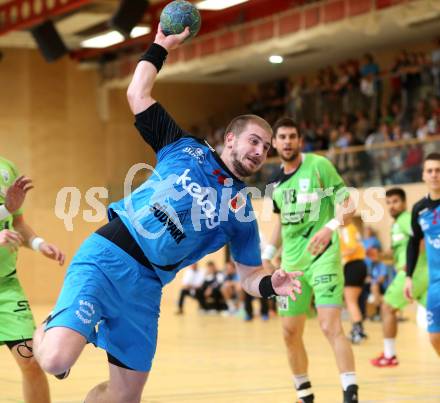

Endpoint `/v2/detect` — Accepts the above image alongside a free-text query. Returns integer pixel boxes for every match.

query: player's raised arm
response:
[127,25,190,115]
[126,25,191,153]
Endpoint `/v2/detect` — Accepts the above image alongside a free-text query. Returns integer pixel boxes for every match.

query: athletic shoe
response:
[296,381,314,403]
[349,330,367,345]
[54,369,70,380]
[370,353,399,367]
[244,313,253,321]
[343,384,358,403]
[261,314,269,321]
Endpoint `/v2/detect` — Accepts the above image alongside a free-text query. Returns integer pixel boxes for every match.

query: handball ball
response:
[160,0,201,40]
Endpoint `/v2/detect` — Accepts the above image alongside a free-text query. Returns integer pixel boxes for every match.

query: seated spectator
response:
[200,261,226,314]
[176,263,205,315]
[242,290,269,322]
[221,261,241,314]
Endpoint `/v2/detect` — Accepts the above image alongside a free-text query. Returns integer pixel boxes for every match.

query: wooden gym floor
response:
[1,302,439,403]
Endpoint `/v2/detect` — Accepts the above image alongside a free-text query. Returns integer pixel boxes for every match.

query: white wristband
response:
[30,237,45,251]
[262,244,277,261]
[0,205,11,220]
[325,218,341,232]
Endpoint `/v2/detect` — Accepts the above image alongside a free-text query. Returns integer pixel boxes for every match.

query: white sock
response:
[293,374,310,389]
[384,338,396,358]
[340,372,357,391]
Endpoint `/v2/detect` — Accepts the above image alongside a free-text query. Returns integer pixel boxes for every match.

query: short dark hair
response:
[385,187,406,201]
[272,117,301,137]
[224,115,272,139]
[425,152,440,162]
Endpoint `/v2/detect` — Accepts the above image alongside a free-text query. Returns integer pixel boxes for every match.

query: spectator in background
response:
[200,261,226,314]
[431,38,440,97]
[220,261,241,315]
[419,52,434,101]
[242,290,269,322]
[360,53,380,125]
[176,263,205,315]
[362,227,381,256]
[365,248,391,321]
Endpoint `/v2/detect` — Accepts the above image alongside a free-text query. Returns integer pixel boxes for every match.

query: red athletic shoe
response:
[370,353,399,367]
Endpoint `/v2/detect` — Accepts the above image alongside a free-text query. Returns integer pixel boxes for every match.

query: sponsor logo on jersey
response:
[0,169,9,184]
[427,310,434,326]
[182,146,205,164]
[313,273,338,286]
[229,193,246,213]
[176,169,216,218]
[75,299,95,325]
[299,178,310,192]
[150,203,187,244]
[420,218,429,231]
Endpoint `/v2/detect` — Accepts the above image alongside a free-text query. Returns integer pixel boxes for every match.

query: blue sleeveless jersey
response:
[108,103,261,285]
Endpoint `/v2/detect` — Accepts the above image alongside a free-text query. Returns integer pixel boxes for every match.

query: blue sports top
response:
[407,195,440,283]
[108,102,262,285]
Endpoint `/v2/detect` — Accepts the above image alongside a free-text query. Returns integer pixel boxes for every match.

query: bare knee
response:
[319,318,343,340]
[36,328,87,375]
[282,323,303,345]
[38,348,72,375]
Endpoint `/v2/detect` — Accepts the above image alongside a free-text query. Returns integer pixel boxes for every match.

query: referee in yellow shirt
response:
[340,219,368,344]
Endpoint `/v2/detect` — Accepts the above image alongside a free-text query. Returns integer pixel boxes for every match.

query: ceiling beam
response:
[0,0,93,35]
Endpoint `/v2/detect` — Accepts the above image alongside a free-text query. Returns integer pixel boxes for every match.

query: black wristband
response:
[259,275,277,299]
[139,43,168,72]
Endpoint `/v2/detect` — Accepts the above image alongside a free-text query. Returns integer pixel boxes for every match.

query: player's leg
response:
[316,307,358,403]
[343,260,367,344]
[427,284,440,356]
[0,276,51,403]
[312,257,358,403]
[372,266,429,366]
[33,325,87,375]
[344,286,364,343]
[278,274,314,402]
[33,235,114,377]
[8,339,51,403]
[85,362,148,403]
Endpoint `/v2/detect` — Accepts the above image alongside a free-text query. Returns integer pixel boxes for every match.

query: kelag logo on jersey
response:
[176,169,216,219]
[182,146,205,164]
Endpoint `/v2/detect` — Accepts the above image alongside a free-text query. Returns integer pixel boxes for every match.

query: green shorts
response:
[384,264,428,310]
[0,275,35,345]
[277,249,343,317]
